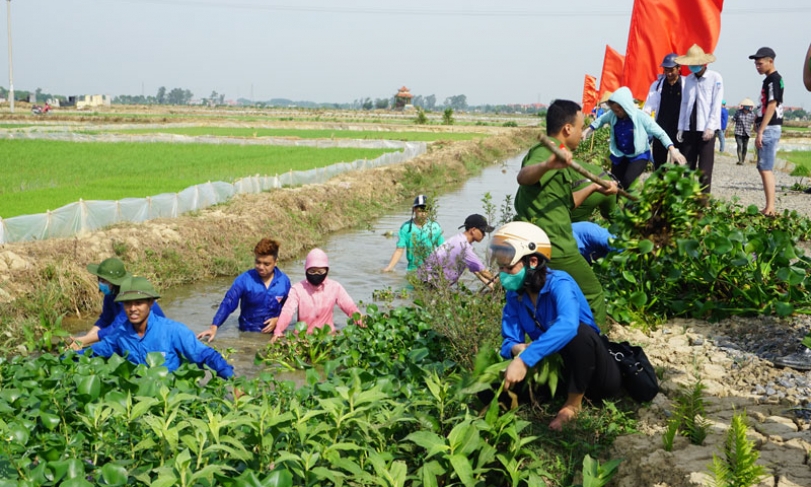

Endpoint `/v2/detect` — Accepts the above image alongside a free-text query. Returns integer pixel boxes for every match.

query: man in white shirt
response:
[675,44,724,194]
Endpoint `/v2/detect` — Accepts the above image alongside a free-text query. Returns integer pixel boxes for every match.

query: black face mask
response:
[306,272,327,286]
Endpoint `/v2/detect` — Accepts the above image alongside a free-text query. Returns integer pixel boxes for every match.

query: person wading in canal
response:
[69,257,165,350]
[83,277,234,379]
[198,238,291,343]
[383,194,444,273]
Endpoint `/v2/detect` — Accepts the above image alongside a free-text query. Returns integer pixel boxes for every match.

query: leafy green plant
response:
[666,381,710,446]
[255,322,337,370]
[708,411,767,487]
[415,108,428,125]
[598,165,811,325]
[575,454,621,487]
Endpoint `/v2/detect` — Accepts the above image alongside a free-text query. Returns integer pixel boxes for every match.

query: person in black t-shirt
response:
[643,53,684,170]
[749,47,783,216]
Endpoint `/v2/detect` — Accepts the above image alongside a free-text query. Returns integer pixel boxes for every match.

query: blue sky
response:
[4,0,811,107]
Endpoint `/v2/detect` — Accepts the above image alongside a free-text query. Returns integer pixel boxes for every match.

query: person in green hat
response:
[84,277,233,379]
[70,257,164,349]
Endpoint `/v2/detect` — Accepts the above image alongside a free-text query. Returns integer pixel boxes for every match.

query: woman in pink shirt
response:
[271,248,361,341]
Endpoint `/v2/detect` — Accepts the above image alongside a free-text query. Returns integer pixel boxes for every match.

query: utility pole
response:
[6,0,14,114]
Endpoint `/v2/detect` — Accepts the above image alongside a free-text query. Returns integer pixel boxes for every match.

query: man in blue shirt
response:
[572,222,617,264]
[199,238,291,342]
[491,222,621,431]
[88,277,234,379]
[716,100,729,153]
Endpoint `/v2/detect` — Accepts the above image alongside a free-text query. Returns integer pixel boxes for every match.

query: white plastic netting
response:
[0,140,426,243]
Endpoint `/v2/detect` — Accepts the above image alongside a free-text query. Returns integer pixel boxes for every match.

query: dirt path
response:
[608,150,811,487]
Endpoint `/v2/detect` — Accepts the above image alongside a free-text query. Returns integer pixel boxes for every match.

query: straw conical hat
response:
[740,98,754,107]
[675,44,716,66]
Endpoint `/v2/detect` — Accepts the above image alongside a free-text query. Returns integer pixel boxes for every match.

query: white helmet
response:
[489,221,552,266]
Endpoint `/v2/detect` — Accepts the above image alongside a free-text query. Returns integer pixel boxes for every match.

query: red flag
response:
[581,75,598,115]
[623,0,724,101]
[597,46,625,102]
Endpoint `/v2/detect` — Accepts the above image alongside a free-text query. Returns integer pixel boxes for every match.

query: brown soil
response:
[607,321,811,487]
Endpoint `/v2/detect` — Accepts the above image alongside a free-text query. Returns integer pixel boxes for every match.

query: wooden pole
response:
[537,133,637,201]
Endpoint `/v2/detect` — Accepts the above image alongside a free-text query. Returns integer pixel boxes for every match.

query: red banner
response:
[597,46,626,103]
[623,0,724,101]
[582,75,598,116]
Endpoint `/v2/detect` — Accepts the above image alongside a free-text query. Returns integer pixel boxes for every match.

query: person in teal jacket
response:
[383,194,444,272]
[86,277,234,379]
[582,86,686,189]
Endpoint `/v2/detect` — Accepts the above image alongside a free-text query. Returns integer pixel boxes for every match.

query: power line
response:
[107,0,811,17]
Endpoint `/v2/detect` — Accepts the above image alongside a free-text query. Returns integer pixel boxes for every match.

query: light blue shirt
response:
[89,313,234,379]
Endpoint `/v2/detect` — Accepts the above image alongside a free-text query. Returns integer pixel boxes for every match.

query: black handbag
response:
[601,336,659,403]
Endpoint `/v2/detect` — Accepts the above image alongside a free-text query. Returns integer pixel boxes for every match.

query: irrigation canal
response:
[69,152,527,378]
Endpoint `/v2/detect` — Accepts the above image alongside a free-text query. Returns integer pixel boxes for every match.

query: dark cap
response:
[412,194,427,208]
[660,53,679,68]
[459,214,494,233]
[748,47,776,60]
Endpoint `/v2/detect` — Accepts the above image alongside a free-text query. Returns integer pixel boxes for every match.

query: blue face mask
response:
[98,283,113,296]
[689,65,703,74]
[499,267,527,292]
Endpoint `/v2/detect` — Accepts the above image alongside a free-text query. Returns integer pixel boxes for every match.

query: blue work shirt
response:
[88,313,234,379]
[572,221,616,264]
[500,269,600,368]
[211,268,291,332]
[96,294,165,340]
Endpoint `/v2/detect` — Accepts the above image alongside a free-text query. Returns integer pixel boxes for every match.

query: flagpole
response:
[6,0,13,114]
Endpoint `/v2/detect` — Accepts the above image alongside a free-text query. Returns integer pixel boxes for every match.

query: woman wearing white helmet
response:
[491,222,622,431]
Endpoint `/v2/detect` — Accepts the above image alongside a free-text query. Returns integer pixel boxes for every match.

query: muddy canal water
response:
[72,153,526,378]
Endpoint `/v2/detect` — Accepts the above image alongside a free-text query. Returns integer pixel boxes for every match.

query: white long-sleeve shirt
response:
[677,69,724,132]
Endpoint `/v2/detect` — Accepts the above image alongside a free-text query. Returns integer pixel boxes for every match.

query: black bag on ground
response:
[601,336,659,403]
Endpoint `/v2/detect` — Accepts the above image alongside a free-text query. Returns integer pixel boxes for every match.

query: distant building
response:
[76,94,112,109]
[394,86,414,110]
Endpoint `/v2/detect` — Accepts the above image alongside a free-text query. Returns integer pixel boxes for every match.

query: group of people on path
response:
[588,43,787,216]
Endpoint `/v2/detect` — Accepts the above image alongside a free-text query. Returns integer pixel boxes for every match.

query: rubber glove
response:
[676,130,684,143]
[702,128,714,141]
[581,126,593,141]
[669,147,686,165]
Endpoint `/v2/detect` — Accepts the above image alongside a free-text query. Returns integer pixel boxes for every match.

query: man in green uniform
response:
[514,99,618,327]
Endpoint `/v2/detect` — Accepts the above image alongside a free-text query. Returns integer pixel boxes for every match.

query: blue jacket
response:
[89,313,234,379]
[572,222,616,264]
[500,270,600,368]
[720,107,729,131]
[590,87,674,158]
[212,268,291,332]
[96,294,165,340]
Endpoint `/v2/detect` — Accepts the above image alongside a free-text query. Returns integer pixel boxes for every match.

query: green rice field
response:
[780,150,811,168]
[110,126,484,141]
[0,139,395,218]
